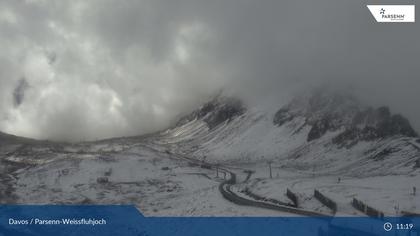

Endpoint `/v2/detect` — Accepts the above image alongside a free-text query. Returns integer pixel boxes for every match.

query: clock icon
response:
[384,222,393,232]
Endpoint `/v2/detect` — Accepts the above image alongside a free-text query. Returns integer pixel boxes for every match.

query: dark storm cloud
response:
[0,0,419,141]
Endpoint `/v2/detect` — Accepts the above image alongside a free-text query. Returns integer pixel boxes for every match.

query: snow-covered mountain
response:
[1,89,419,216]
[157,89,420,177]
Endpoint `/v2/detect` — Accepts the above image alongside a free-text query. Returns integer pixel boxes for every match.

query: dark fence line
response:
[286,188,298,207]
[314,189,337,214]
[352,198,384,219]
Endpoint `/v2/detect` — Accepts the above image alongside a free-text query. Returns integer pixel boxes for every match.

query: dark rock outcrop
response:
[273,108,294,126]
[307,117,330,142]
[176,96,245,130]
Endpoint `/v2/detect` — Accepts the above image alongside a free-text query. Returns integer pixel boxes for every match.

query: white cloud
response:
[0,0,419,141]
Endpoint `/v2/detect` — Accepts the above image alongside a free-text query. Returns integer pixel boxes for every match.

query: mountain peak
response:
[274,89,417,145]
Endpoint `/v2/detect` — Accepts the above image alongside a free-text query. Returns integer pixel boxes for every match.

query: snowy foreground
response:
[3,141,284,216]
[1,91,419,216]
[233,163,420,216]
[1,138,418,216]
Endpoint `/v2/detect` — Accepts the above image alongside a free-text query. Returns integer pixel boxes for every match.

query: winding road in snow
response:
[217,168,330,216]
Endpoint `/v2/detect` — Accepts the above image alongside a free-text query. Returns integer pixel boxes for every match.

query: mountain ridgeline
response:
[274,91,418,147]
[0,131,38,145]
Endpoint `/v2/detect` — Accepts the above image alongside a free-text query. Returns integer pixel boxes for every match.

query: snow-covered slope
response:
[1,89,419,216]
[157,90,420,177]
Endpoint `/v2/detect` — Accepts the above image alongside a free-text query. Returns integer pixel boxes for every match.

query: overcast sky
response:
[0,0,419,141]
